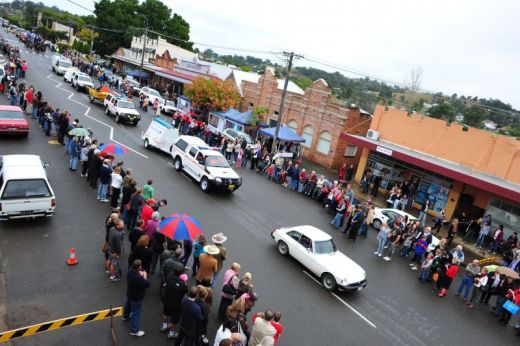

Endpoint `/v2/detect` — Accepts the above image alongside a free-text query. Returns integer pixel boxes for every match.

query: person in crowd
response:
[248,310,276,346]
[122,259,150,337]
[196,245,219,287]
[128,235,154,273]
[69,136,81,171]
[418,200,429,227]
[192,234,207,276]
[418,253,434,283]
[491,225,504,254]
[375,223,390,257]
[195,286,211,344]
[121,180,137,225]
[214,319,234,346]
[433,209,446,234]
[446,218,458,248]
[467,268,489,309]
[455,259,481,302]
[451,245,465,265]
[141,198,156,228]
[128,220,146,252]
[330,198,346,229]
[437,258,460,297]
[128,189,144,230]
[80,140,91,177]
[161,267,188,339]
[476,220,491,249]
[88,150,102,188]
[97,159,112,202]
[409,236,428,270]
[143,178,155,201]
[108,219,124,282]
[212,233,228,286]
[297,168,308,193]
[492,275,515,318]
[218,263,241,322]
[347,204,364,242]
[160,248,185,294]
[383,220,402,261]
[174,286,204,346]
[150,223,166,274]
[110,166,123,208]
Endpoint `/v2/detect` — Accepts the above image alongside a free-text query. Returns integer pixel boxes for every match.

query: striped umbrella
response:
[159,213,203,240]
[99,143,128,155]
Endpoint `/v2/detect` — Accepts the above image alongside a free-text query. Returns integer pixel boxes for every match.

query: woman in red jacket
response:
[438,258,459,297]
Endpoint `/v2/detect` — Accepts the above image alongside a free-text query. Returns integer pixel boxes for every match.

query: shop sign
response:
[376,145,393,156]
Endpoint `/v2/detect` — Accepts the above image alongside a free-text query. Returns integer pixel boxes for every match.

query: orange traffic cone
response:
[67,248,78,265]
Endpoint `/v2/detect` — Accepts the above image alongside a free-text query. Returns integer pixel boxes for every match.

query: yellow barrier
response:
[478,257,498,266]
[0,306,122,342]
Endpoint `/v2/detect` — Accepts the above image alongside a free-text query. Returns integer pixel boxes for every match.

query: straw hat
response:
[204,244,220,255]
[211,233,227,244]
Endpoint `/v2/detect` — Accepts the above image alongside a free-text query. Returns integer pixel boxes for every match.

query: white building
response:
[129,35,198,64]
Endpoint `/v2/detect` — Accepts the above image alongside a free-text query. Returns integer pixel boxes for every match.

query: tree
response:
[291,76,312,90]
[408,67,422,92]
[184,77,241,115]
[77,27,98,42]
[252,106,269,125]
[428,102,456,120]
[462,104,488,126]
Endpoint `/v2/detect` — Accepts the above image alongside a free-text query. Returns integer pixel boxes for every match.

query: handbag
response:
[503,300,520,315]
[222,275,237,295]
[236,317,247,343]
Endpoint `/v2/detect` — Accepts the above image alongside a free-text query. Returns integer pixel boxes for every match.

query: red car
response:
[0,105,29,136]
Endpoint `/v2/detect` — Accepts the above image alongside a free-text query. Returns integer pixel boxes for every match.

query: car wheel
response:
[200,177,210,192]
[277,241,289,256]
[321,273,337,291]
[372,219,382,230]
[115,114,121,123]
[173,157,182,171]
[89,96,94,103]
[144,139,150,149]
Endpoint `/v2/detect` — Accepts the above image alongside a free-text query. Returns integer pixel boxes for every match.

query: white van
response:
[142,117,179,153]
[0,155,56,220]
[51,55,72,75]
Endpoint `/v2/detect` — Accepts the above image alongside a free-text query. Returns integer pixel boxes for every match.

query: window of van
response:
[189,147,198,157]
[1,179,52,199]
[175,139,188,152]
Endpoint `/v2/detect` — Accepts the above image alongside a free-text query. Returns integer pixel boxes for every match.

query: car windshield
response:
[205,155,230,168]
[314,239,337,254]
[1,179,52,199]
[0,110,23,119]
[60,61,71,68]
[148,89,160,97]
[118,101,135,109]
[78,76,91,82]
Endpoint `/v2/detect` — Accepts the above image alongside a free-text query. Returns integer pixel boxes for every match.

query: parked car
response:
[140,86,165,106]
[271,225,367,291]
[51,55,72,75]
[0,105,29,136]
[223,128,254,148]
[160,100,179,115]
[0,154,56,220]
[71,73,95,92]
[171,135,242,192]
[63,67,79,83]
[104,93,140,125]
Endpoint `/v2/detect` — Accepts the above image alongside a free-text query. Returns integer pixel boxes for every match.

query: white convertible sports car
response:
[271,225,367,291]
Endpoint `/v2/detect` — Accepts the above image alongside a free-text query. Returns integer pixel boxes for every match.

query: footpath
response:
[300,158,499,265]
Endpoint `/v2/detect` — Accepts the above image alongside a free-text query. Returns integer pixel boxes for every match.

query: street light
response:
[134,12,148,85]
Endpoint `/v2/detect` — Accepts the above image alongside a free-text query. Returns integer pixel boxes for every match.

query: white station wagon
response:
[271,225,367,291]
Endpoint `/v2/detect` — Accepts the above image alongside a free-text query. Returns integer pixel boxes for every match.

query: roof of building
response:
[341,133,520,204]
[231,69,304,96]
[205,61,233,80]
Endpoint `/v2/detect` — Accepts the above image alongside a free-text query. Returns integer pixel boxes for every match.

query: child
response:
[419,253,434,283]
[409,236,428,270]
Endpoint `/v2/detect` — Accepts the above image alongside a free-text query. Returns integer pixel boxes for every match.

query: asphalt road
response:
[0,29,518,346]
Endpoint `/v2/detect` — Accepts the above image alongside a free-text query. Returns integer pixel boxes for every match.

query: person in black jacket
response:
[174,287,203,346]
[128,235,154,273]
[161,268,188,339]
[122,259,150,337]
[98,159,112,202]
[88,150,102,188]
[128,220,145,251]
[195,286,210,345]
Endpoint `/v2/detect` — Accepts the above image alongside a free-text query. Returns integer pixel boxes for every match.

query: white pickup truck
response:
[104,93,141,125]
[171,136,242,192]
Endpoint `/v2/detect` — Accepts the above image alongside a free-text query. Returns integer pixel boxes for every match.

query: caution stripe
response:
[0,307,122,342]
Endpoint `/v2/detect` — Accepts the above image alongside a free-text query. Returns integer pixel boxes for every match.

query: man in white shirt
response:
[248,310,276,346]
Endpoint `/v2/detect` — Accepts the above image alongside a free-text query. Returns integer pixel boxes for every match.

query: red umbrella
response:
[159,213,203,240]
[99,143,128,155]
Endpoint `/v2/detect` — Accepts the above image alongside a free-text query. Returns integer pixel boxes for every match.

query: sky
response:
[45,0,520,108]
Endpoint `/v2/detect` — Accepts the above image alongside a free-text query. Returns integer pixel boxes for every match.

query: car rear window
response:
[1,179,52,199]
[0,110,23,119]
[175,139,188,152]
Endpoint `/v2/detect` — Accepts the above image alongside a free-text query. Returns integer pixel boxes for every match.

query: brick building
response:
[228,68,372,169]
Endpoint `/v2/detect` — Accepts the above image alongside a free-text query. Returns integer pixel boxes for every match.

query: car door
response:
[283,230,302,261]
[184,146,199,179]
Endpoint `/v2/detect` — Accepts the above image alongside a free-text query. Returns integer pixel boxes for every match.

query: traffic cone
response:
[67,248,78,265]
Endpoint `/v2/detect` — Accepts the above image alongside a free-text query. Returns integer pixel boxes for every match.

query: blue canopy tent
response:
[126,69,150,79]
[259,126,305,143]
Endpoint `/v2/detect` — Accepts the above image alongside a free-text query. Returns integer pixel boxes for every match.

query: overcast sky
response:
[46,0,520,108]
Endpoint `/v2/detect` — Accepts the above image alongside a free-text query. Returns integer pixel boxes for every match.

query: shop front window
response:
[486,198,520,238]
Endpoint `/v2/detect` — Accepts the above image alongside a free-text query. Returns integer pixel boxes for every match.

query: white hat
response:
[203,244,220,255]
[212,233,227,244]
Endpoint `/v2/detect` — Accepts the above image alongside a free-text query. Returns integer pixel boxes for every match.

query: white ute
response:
[171,136,242,192]
[0,155,56,220]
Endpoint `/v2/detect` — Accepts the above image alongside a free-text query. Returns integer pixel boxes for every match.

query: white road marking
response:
[45,74,149,159]
[302,270,377,329]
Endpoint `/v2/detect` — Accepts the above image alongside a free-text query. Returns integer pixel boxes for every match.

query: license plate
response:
[357,287,363,291]
[20,210,35,215]
[228,184,235,190]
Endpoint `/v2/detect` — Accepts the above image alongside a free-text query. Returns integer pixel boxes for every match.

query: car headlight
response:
[215,177,222,183]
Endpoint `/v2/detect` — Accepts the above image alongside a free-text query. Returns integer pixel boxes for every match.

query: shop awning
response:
[260,126,306,143]
[212,108,257,126]
[126,69,150,79]
[341,133,520,204]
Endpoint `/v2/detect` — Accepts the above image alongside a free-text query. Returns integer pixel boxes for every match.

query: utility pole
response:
[271,51,302,153]
[140,26,147,85]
